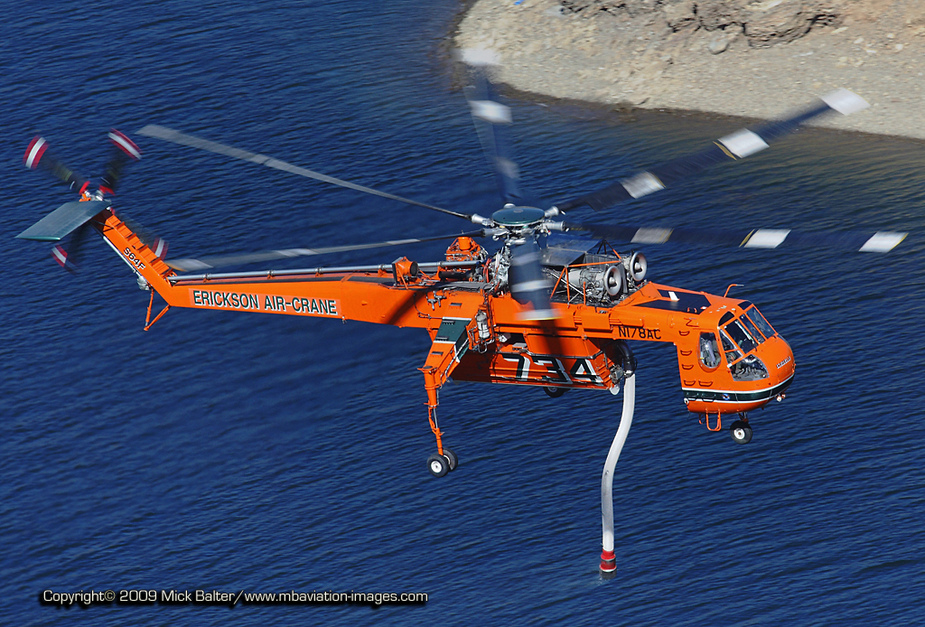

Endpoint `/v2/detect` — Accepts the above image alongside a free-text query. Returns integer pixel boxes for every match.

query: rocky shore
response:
[454,0,925,139]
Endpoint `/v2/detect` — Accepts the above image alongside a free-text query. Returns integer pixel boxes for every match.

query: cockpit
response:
[699,304,781,382]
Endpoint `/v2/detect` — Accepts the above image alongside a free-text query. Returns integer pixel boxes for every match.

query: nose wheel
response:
[729,419,753,444]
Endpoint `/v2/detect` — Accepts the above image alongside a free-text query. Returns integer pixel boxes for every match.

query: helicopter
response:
[17,50,906,571]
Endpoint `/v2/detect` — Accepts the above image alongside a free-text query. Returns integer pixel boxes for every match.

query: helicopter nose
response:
[769,336,795,382]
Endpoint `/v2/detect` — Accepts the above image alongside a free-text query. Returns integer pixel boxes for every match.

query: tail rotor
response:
[20,130,158,271]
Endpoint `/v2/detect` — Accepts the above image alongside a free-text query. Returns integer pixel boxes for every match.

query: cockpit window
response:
[720,327,769,380]
[740,314,765,344]
[699,332,720,368]
[724,320,756,354]
[720,330,742,363]
[715,308,774,380]
[731,355,769,381]
[746,307,776,339]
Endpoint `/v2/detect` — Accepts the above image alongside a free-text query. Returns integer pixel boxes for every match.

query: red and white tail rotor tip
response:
[152,237,167,258]
[52,245,78,272]
[109,129,142,161]
[24,136,48,169]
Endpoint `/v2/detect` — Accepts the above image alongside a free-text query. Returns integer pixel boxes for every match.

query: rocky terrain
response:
[454,0,925,139]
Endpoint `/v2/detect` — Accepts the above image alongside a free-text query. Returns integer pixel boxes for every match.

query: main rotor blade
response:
[557,221,907,253]
[99,129,142,195]
[24,137,88,192]
[461,48,523,205]
[556,89,869,213]
[136,124,472,220]
[167,230,486,272]
[509,239,557,320]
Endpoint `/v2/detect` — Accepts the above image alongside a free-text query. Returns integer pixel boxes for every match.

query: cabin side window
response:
[699,332,720,369]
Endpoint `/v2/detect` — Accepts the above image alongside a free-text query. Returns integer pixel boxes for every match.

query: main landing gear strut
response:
[425,403,458,478]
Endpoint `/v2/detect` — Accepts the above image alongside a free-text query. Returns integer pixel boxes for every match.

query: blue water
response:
[4,2,925,625]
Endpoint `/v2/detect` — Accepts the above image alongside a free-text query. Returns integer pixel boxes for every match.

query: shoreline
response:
[451,0,925,142]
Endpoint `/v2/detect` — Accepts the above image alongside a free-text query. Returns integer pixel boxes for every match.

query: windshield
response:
[740,314,765,344]
[716,307,775,381]
[746,307,776,339]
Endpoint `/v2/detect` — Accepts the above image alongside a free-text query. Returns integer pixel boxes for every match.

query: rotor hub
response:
[490,205,546,228]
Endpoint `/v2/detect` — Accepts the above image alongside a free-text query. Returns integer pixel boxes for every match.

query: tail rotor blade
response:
[151,236,168,259]
[122,216,168,258]
[50,222,95,272]
[51,244,77,272]
[24,136,88,193]
[99,129,142,195]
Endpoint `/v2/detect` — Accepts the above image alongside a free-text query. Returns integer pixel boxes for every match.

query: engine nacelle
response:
[565,255,626,303]
[627,251,647,283]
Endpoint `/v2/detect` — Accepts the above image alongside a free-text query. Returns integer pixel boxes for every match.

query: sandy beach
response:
[454,0,925,140]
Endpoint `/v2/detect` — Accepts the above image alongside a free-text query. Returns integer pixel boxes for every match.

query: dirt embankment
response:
[454,0,925,139]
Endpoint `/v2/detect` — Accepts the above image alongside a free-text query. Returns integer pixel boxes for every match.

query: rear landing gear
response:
[442,447,458,471]
[427,448,458,477]
[729,419,753,444]
[427,454,449,477]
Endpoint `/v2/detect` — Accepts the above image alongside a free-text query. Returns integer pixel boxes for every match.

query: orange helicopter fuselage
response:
[98,208,794,422]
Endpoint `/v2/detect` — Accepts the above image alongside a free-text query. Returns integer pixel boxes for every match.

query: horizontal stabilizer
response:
[16,200,110,241]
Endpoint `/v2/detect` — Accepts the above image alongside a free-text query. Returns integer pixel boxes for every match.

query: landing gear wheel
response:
[442,448,458,471]
[729,420,753,445]
[427,453,449,477]
[544,386,567,398]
